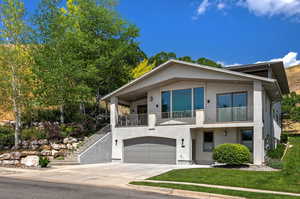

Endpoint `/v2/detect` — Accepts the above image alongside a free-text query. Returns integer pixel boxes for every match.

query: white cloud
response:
[257,52,300,67]
[217,2,226,10]
[194,0,300,19]
[197,0,210,15]
[241,0,300,17]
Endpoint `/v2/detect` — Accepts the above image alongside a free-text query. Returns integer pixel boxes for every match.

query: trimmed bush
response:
[213,143,251,165]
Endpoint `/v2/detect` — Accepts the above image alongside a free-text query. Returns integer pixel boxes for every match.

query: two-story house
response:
[102,60,289,165]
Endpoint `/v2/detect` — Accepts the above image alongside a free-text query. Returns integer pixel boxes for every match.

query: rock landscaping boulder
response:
[11,152,22,160]
[21,156,39,167]
[38,139,48,145]
[0,153,11,160]
[41,150,52,156]
[21,151,40,156]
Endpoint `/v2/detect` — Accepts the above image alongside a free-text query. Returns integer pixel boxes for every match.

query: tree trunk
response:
[10,63,21,149]
[60,105,64,124]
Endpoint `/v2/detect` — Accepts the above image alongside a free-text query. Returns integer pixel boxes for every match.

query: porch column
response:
[110,96,118,128]
[253,81,264,165]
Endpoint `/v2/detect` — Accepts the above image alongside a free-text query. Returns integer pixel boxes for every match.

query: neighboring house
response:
[102,60,289,165]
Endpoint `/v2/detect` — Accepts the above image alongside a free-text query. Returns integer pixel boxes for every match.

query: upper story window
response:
[217,92,247,122]
[162,91,171,118]
[172,89,192,117]
[161,87,204,118]
[194,87,204,110]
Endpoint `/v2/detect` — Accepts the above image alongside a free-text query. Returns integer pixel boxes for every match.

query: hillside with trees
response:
[0,0,223,149]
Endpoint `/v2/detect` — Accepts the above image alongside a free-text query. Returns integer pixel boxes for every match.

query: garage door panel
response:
[124,137,176,164]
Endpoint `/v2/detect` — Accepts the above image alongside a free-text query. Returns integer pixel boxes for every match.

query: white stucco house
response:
[102,59,289,165]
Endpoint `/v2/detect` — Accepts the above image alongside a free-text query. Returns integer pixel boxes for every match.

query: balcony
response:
[217,107,248,122]
[116,107,251,128]
[117,114,148,127]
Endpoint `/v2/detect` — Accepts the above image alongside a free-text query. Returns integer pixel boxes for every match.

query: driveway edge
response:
[127,183,245,199]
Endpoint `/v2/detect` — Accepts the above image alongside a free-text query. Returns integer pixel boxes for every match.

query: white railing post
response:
[196,109,205,126]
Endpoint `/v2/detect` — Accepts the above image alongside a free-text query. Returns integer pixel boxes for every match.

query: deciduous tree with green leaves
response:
[0,0,34,148]
[131,59,155,79]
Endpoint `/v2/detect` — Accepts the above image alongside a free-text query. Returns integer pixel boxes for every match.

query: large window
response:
[241,129,253,152]
[194,87,204,110]
[161,87,204,118]
[161,91,171,118]
[217,92,247,122]
[172,89,192,117]
[203,132,214,152]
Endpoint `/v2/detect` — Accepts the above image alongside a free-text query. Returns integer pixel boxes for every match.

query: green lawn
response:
[130,181,300,199]
[148,136,300,194]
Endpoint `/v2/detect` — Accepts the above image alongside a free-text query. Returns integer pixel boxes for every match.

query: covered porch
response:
[190,127,254,164]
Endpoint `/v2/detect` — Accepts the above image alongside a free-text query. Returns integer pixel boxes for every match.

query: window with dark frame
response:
[217,92,247,122]
[203,132,214,152]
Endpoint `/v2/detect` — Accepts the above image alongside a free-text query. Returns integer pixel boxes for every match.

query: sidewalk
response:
[140,180,300,197]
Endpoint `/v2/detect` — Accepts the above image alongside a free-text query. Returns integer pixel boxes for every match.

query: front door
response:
[137,105,147,125]
[137,105,147,114]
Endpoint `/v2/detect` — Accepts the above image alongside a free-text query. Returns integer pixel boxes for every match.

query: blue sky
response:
[25,0,300,67]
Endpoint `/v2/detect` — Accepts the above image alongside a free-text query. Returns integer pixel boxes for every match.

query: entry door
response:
[137,105,147,114]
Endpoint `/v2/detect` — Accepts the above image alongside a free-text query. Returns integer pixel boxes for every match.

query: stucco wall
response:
[191,128,239,164]
[146,80,253,123]
[79,133,112,164]
[112,125,192,164]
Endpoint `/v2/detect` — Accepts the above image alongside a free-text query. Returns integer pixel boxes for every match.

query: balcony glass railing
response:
[117,114,148,127]
[217,106,247,122]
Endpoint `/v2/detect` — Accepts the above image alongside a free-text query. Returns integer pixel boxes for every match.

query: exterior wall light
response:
[224,129,228,136]
[181,139,185,148]
[115,139,118,146]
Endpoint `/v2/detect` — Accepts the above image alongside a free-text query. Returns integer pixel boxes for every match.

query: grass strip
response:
[130,181,300,199]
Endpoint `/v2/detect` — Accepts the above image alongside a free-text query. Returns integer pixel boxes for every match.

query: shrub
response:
[267,144,286,159]
[0,126,14,147]
[213,143,251,165]
[39,156,50,168]
[266,159,283,169]
[21,128,46,140]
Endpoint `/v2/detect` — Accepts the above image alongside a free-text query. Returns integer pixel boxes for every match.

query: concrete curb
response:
[143,180,300,197]
[127,184,245,199]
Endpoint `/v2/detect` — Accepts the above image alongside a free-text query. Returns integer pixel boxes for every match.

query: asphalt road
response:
[0,177,194,199]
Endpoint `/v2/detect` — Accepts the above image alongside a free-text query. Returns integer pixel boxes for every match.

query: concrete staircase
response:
[50,124,111,166]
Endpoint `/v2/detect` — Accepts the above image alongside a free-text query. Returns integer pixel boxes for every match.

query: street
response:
[0,177,194,199]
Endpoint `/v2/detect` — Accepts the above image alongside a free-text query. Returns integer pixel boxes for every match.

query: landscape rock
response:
[51,143,60,150]
[30,140,38,145]
[66,143,73,150]
[21,156,39,167]
[38,139,48,145]
[40,150,52,156]
[0,153,11,160]
[72,143,79,149]
[41,145,51,150]
[21,151,40,156]
[2,160,16,165]
[11,152,22,160]
[51,150,59,157]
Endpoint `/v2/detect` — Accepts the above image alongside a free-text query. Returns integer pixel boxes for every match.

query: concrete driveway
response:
[0,163,208,188]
